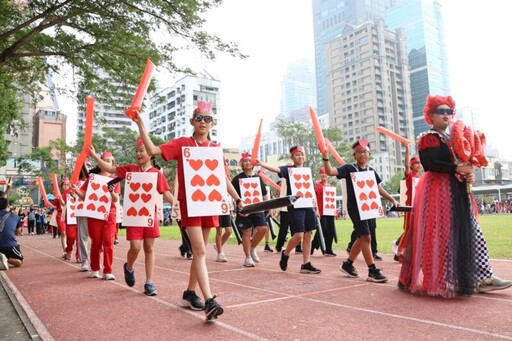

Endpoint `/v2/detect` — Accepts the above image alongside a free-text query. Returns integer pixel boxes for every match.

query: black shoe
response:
[295,247,303,254]
[264,244,274,253]
[373,253,383,261]
[393,254,400,262]
[300,262,321,274]
[179,245,186,257]
[367,268,388,283]
[186,252,192,259]
[124,263,135,287]
[114,239,119,245]
[279,251,289,271]
[144,283,157,296]
[181,290,205,311]
[324,252,337,257]
[204,295,223,321]
[340,261,359,278]
[275,246,282,253]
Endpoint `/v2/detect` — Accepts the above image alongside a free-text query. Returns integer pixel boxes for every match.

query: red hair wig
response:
[423,95,456,125]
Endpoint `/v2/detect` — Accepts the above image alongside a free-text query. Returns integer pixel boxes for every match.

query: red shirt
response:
[115,164,170,194]
[159,136,219,200]
[314,181,333,216]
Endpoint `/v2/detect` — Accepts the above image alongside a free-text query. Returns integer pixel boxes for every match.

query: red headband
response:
[410,156,420,164]
[240,152,251,163]
[319,167,326,174]
[101,151,114,160]
[290,146,305,156]
[353,139,369,151]
[136,136,144,148]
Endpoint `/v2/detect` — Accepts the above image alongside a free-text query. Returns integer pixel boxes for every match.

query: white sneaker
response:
[89,271,100,278]
[391,240,398,255]
[103,273,116,280]
[80,261,90,272]
[244,256,255,267]
[216,253,228,263]
[250,249,260,263]
[0,253,9,270]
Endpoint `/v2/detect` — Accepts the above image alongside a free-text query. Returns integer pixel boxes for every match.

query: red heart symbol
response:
[191,174,205,187]
[127,207,137,216]
[250,182,258,189]
[129,193,140,203]
[102,185,108,193]
[130,182,141,192]
[303,182,311,189]
[86,203,95,211]
[303,174,310,181]
[70,205,75,210]
[208,189,222,201]
[366,180,375,188]
[88,193,98,201]
[244,198,251,204]
[77,203,84,209]
[370,201,379,210]
[361,203,370,211]
[293,174,302,181]
[206,174,220,186]
[189,159,203,171]
[294,183,302,189]
[369,191,377,199]
[357,181,365,189]
[191,190,206,202]
[142,183,153,192]
[91,183,100,191]
[99,195,109,203]
[244,191,251,197]
[205,159,218,171]
[253,190,260,197]
[253,198,261,203]
[243,183,251,189]
[296,191,304,198]
[141,194,151,203]
[305,191,313,198]
[139,207,150,216]
[359,192,368,201]
[69,197,76,203]
[98,205,107,213]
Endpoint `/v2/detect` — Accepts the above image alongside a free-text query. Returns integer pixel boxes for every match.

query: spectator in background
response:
[0,198,23,269]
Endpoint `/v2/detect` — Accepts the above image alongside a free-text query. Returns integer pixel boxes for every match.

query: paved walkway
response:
[1,234,512,340]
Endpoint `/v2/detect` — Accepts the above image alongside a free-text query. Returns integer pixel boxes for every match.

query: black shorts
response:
[0,245,23,261]
[218,215,232,227]
[288,206,316,234]
[235,212,267,231]
[347,209,373,237]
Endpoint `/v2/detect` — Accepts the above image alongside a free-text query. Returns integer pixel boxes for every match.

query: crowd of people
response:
[1,96,511,321]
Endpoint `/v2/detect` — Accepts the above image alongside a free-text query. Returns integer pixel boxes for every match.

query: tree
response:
[0,0,246,166]
[381,171,403,197]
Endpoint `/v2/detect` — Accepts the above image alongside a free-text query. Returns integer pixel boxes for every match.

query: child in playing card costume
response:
[323,140,398,283]
[72,151,120,280]
[60,178,78,262]
[51,180,69,258]
[256,146,322,274]
[133,101,244,321]
[398,95,512,297]
[311,167,337,257]
[89,137,174,296]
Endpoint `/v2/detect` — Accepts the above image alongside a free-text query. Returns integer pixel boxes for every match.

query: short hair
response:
[0,197,8,210]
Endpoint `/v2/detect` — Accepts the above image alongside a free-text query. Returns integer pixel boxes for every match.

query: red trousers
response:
[64,225,77,254]
[88,211,116,274]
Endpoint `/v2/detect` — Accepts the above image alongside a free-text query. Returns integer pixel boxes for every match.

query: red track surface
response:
[3,234,512,340]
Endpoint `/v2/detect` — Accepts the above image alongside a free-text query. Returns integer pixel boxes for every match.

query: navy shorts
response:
[347,209,372,237]
[288,206,316,234]
[0,245,23,261]
[235,212,266,231]
[218,215,232,227]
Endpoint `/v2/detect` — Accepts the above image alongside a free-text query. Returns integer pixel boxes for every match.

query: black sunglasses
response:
[193,114,214,123]
[434,108,453,115]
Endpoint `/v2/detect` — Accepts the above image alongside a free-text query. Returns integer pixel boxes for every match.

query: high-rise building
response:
[325,20,414,180]
[386,0,451,136]
[280,58,317,118]
[146,72,221,143]
[312,0,393,116]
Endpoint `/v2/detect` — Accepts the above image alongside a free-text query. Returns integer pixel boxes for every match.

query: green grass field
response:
[118,214,512,259]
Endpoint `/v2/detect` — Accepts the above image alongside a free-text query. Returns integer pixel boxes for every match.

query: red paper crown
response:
[410,156,420,164]
[136,136,144,147]
[290,146,304,156]
[319,167,326,174]
[240,152,251,162]
[354,139,369,151]
[101,151,114,160]
[193,101,213,115]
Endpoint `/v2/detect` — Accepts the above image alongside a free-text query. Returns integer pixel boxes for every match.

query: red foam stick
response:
[83,96,94,154]
[70,153,88,185]
[309,106,327,154]
[51,173,61,199]
[325,138,346,166]
[258,170,281,192]
[125,59,155,121]
[37,177,51,207]
[251,119,263,165]
[375,126,410,146]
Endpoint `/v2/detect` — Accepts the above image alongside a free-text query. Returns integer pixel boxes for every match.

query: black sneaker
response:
[144,283,157,296]
[300,262,321,274]
[181,290,205,311]
[264,244,274,253]
[367,268,388,283]
[124,263,135,287]
[275,245,282,253]
[373,253,383,261]
[324,252,337,257]
[178,245,186,257]
[204,295,223,321]
[340,261,359,278]
[279,251,289,271]
[295,246,303,254]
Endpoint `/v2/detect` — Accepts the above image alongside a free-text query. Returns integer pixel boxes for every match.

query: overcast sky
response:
[61,0,512,160]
